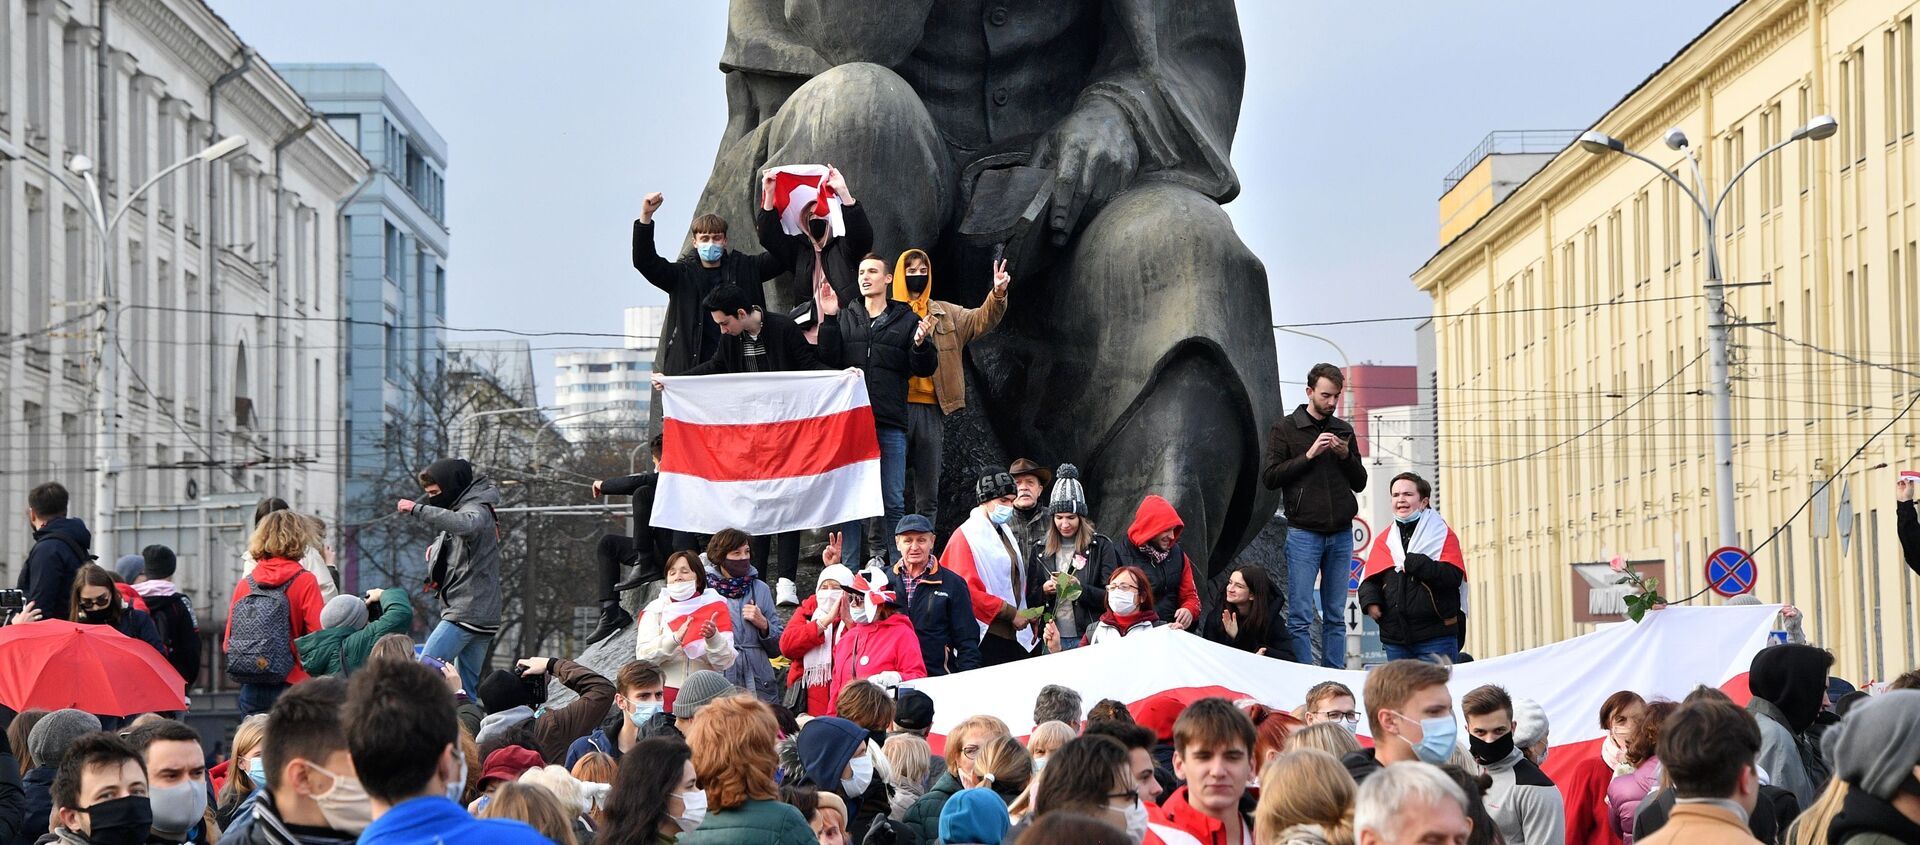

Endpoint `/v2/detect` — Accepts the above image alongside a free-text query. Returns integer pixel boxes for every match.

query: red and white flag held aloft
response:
[652,370,882,535]
[765,164,846,238]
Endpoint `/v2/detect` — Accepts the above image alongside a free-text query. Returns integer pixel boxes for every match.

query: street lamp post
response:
[2,135,247,561]
[1578,115,1836,549]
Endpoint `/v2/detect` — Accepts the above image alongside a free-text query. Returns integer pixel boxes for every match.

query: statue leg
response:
[975,182,1283,577]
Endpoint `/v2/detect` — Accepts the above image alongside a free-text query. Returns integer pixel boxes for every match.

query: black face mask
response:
[79,795,153,845]
[80,608,112,625]
[904,273,930,294]
[808,218,830,241]
[1468,732,1516,766]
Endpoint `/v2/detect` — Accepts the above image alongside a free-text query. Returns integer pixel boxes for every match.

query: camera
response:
[0,589,25,626]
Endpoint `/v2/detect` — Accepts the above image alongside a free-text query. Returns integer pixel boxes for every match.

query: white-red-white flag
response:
[765,164,846,238]
[652,370,882,534]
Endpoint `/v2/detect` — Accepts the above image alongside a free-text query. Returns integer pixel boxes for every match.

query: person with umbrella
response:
[8,564,165,661]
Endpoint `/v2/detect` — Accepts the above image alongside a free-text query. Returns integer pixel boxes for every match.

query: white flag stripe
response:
[657,371,869,426]
[654,460,883,535]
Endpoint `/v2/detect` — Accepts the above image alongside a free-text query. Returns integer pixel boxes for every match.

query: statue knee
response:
[782,62,923,126]
[1077,182,1257,280]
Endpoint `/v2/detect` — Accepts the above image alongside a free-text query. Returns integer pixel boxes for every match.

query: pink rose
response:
[1608,555,1627,573]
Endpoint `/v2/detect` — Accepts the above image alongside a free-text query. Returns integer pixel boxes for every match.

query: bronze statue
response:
[692,0,1282,575]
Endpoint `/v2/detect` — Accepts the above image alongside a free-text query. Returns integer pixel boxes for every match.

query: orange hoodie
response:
[892,248,938,406]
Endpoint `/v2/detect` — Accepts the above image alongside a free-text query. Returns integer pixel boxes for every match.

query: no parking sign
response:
[1705,546,1757,598]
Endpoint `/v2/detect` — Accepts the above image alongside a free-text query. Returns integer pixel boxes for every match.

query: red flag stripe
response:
[661,409,880,482]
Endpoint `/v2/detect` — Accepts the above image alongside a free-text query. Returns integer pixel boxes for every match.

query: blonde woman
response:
[1009,720,1078,822]
[960,733,1033,807]
[224,510,327,714]
[1289,722,1362,760]
[1253,749,1356,845]
[479,782,580,845]
[883,734,933,820]
[215,714,269,831]
[904,714,1013,840]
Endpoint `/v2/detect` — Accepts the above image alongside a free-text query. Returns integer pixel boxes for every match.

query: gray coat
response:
[412,477,504,630]
[707,562,784,702]
[1749,696,1819,808]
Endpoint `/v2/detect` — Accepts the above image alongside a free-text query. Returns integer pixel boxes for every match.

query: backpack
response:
[225,575,295,684]
[146,594,202,687]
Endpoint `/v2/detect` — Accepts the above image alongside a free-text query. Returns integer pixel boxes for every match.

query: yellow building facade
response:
[1413,0,1920,680]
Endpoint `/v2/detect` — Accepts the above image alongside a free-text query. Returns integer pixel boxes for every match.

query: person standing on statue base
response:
[894,251,1010,529]
[632,192,784,378]
[944,471,1043,666]
[1263,363,1368,668]
[1357,473,1464,665]
[1007,460,1053,554]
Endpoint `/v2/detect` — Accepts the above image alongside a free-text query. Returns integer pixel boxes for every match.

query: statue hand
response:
[1032,98,1140,246]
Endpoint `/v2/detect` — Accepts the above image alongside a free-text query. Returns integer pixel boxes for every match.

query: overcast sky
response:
[210,0,1733,404]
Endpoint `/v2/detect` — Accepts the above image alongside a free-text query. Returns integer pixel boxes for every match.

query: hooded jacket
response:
[780,593,843,716]
[819,296,940,430]
[1481,747,1564,845]
[1261,405,1367,533]
[478,659,615,764]
[408,460,504,632]
[796,717,869,799]
[224,557,326,684]
[294,588,415,677]
[829,612,929,706]
[632,218,783,376]
[1746,644,1834,807]
[1109,497,1201,624]
[705,562,785,702]
[18,517,91,623]
[891,248,1006,414]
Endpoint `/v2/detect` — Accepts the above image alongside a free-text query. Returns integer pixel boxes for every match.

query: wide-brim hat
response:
[1007,458,1053,487]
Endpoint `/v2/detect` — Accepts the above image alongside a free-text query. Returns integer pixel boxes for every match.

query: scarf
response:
[712,573,754,600]
[803,605,845,691]
[1101,609,1159,632]
[132,579,179,598]
[1601,735,1635,776]
[1138,542,1170,565]
[650,589,733,662]
[959,509,1035,651]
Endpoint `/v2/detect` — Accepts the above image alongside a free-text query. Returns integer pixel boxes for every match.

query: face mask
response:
[842,754,874,797]
[305,762,374,834]
[808,218,830,241]
[1395,508,1425,525]
[1469,732,1516,766]
[78,795,153,845]
[989,505,1014,525]
[627,701,662,727]
[148,779,209,836]
[446,754,468,803]
[673,788,709,832]
[246,756,268,787]
[852,602,876,624]
[695,243,725,263]
[1395,712,1459,765]
[665,581,698,602]
[1122,799,1150,845]
[816,588,843,614]
[904,273,930,294]
[1108,589,1138,615]
[1033,757,1047,773]
[80,608,112,624]
[1338,719,1359,735]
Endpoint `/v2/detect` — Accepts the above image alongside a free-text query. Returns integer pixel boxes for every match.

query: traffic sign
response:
[1347,557,1366,592]
[1352,517,1372,552]
[1705,546,1757,598]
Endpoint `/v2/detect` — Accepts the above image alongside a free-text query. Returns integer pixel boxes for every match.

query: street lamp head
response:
[197,136,248,163]
[1794,114,1839,142]
[1662,128,1690,150]
[1577,130,1623,155]
[66,154,94,175]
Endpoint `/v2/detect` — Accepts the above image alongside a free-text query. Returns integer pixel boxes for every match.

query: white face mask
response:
[816,588,843,613]
[673,788,709,832]
[1122,799,1150,844]
[305,762,374,834]
[445,753,468,803]
[1108,588,1138,615]
[842,753,874,797]
[852,601,876,624]
[148,779,209,836]
[665,580,698,601]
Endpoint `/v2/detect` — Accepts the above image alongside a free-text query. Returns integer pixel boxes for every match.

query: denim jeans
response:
[424,619,494,695]
[857,424,909,567]
[1284,527,1353,668]
[1384,635,1457,664]
[237,682,287,717]
[906,403,944,524]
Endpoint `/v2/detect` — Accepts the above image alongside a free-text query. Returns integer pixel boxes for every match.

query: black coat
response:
[599,473,672,572]
[895,562,981,676]
[11,765,50,845]
[819,300,938,430]
[1262,406,1368,533]
[1357,523,1464,646]
[631,220,782,376]
[1109,541,1194,627]
[1899,500,1920,576]
[1202,597,1296,661]
[18,517,91,623]
[683,311,829,376]
[1023,534,1122,636]
[756,202,874,308]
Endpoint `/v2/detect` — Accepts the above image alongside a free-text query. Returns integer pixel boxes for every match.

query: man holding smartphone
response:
[1263,363,1368,668]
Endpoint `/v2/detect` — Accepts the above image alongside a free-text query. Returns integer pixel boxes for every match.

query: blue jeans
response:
[1285,527,1353,668]
[855,424,909,567]
[425,619,494,695]
[1384,635,1457,664]
[237,682,287,716]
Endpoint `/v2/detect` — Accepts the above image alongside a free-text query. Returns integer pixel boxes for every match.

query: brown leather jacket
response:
[921,292,1007,413]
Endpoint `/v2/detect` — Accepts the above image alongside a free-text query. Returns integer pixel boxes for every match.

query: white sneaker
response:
[776,577,800,607]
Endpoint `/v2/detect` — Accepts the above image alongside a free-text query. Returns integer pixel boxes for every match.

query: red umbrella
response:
[0,620,187,716]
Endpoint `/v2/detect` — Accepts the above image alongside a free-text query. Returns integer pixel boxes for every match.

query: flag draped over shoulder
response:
[652,370,882,534]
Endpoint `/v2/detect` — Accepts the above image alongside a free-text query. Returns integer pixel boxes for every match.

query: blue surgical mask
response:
[989,505,1014,525]
[1394,508,1425,525]
[696,243,725,263]
[1395,711,1459,765]
[628,701,661,727]
[246,756,267,787]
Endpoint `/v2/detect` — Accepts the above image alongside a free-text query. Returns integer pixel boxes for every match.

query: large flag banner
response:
[653,370,883,534]
[903,604,1779,776]
[765,164,846,238]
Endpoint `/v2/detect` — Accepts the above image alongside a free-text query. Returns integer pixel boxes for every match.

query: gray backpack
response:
[225,575,295,684]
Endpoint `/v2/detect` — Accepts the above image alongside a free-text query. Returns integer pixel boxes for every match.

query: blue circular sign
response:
[1348,557,1366,592]
[1705,546,1756,598]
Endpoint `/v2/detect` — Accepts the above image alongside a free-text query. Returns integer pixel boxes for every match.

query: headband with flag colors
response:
[765,164,846,238]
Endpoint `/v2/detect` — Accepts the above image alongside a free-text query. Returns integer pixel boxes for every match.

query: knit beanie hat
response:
[1511,697,1549,750]
[817,564,856,592]
[975,470,1017,505]
[114,555,145,584]
[673,670,737,721]
[477,669,542,715]
[1048,464,1088,517]
[1828,689,1920,800]
[796,717,867,791]
[319,594,370,631]
[940,787,1012,845]
[29,709,102,768]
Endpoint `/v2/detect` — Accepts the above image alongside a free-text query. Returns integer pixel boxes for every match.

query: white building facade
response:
[554,305,662,441]
[0,0,366,617]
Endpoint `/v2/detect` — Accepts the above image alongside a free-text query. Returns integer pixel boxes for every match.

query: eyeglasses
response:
[78,594,113,611]
[1106,791,1141,808]
[961,745,982,760]
[1315,710,1360,724]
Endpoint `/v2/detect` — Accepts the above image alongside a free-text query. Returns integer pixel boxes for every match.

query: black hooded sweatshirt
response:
[1749,644,1832,733]
[423,458,475,509]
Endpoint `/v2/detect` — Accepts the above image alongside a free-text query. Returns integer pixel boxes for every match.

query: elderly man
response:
[1356,762,1474,845]
[891,514,981,676]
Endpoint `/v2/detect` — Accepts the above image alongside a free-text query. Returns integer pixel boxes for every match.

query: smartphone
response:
[412,645,448,674]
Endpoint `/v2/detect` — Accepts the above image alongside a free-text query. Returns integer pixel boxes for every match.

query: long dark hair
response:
[600,738,691,844]
[68,564,123,625]
[1033,735,1130,819]
[1224,564,1275,644]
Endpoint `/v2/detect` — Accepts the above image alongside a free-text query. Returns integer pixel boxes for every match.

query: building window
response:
[1904,18,1916,138]
[61,23,87,157]
[384,319,400,383]
[326,114,360,149]
[1853,46,1868,163]
[25,187,48,366]
[25,0,47,142]
[384,221,401,280]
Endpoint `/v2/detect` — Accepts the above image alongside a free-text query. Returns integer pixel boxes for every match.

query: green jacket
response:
[294,589,415,677]
[675,798,817,845]
[903,772,962,843]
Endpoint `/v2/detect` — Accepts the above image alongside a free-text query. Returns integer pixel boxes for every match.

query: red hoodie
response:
[224,557,325,684]
[1126,496,1200,620]
[829,612,928,708]
[1155,786,1253,845]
